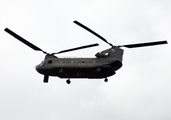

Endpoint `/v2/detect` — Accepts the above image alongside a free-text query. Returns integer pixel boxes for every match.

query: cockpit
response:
[36,61,44,69]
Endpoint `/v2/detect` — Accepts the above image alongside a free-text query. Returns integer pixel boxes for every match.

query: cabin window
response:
[71,61,74,63]
[93,60,96,63]
[48,60,52,64]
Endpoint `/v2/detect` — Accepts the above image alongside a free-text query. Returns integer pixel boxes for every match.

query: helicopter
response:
[4,21,168,84]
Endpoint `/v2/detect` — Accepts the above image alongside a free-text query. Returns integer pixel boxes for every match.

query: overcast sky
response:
[0,0,171,120]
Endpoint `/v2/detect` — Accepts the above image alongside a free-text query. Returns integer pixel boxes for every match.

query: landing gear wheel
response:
[66,79,71,84]
[104,78,108,82]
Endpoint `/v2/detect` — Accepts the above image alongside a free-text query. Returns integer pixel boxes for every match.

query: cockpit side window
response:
[48,60,52,64]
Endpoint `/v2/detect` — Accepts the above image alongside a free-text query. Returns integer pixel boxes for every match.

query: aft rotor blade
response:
[54,43,99,54]
[4,28,47,54]
[119,40,168,48]
[74,21,113,47]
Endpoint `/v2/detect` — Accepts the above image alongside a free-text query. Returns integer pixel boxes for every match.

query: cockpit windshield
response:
[39,61,44,66]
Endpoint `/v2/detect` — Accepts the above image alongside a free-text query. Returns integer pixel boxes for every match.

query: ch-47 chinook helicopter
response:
[4,21,168,84]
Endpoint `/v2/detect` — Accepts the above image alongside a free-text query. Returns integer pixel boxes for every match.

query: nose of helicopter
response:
[35,63,45,75]
[35,61,44,72]
[35,65,45,75]
[35,64,41,73]
[36,63,52,76]
[35,62,50,75]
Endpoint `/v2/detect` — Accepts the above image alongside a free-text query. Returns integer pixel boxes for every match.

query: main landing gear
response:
[104,78,108,82]
[66,78,108,84]
[66,79,71,84]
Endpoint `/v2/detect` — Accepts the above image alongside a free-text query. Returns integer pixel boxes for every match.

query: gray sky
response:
[0,0,171,120]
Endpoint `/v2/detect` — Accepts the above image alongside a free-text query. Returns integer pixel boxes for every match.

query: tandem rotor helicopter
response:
[4,21,168,84]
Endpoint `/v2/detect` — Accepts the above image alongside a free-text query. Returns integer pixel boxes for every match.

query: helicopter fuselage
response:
[36,57,122,79]
[36,47,123,79]
[5,20,167,84]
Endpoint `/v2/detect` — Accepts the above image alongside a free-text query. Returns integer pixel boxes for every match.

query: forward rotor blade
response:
[74,21,113,47]
[53,43,99,54]
[119,40,168,48]
[4,28,47,54]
